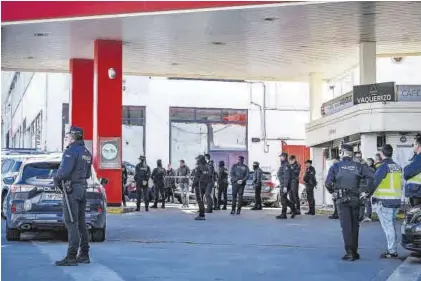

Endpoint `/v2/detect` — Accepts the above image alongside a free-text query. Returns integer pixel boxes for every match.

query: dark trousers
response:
[232,183,245,211]
[166,186,174,202]
[281,192,295,215]
[122,180,127,207]
[217,182,228,208]
[332,198,338,217]
[195,183,206,217]
[136,185,149,210]
[64,186,89,256]
[153,184,165,207]
[359,197,372,220]
[338,201,360,254]
[410,197,421,207]
[254,184,262,208]
[289,180,300,211]
[306,185,315,214]
[205,182,214,212]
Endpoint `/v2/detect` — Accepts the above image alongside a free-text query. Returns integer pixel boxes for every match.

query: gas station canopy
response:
[2,1,421,81]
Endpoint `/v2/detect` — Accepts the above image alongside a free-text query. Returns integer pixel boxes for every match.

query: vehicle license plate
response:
[43,193,63,201]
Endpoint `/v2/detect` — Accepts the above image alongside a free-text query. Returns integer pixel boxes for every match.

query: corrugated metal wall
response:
[281,144,310,184]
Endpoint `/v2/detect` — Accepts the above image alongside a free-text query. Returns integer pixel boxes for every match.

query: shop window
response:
[209,123,246,151]
[221,109,247,124]
[170,107,195,121]
[123,106,145,120]
[195,109,222,122]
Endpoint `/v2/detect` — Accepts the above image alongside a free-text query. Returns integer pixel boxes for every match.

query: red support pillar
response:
[69,59,94,151]
[93,39,123,207]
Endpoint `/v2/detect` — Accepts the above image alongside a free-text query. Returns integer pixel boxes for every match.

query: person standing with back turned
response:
[230,156,249,215]
[276,152,296,219]
[325,144,375,261]
[54,126,92,266]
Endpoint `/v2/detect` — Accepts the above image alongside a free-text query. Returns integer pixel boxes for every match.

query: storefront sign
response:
[353,82,396,105]
[321,91,353,116]
[396,85,421,102]
[100,137,121,169]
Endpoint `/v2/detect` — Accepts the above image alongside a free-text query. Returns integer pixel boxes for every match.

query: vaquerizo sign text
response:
[352,82,396,105]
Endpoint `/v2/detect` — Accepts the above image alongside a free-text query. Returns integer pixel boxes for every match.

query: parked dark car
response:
[4,155,108,242]
[402,205,421,254]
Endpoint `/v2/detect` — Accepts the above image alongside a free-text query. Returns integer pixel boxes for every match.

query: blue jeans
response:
[374,202,398,254]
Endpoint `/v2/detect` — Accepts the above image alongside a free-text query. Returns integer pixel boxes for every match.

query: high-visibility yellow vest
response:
[373,165,402,200]
[375,162,382,168]
[407,172,421,185]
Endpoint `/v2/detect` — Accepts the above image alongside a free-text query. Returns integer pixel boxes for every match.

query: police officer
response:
[404,134,421,207]
[216,160,229,210]
[329,156,341,220]
[276,152,296,219]
[134,155,151,212]
[193,155,212,220]
[122,164,128,207]
[289,155,301,215]
[54,126,92,266]
[230,155,249,215]
[151,160,166,209]
[251,161,263,211]
[325,144,375,261]
[204,154,217,212]
[303,159,316,215]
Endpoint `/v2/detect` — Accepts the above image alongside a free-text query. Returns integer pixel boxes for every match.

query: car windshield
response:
[10,161,22,173]
[21,162,100,185]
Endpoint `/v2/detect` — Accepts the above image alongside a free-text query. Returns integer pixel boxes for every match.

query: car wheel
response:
[1,192,7,219]
[6,221,20,241]
[91,228,106,242]
[274,194,281,208]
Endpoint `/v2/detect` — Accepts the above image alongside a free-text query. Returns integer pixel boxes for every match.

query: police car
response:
[4,154,108,242]
[401,205,421,254]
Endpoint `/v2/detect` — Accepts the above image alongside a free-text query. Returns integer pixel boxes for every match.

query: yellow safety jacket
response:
[373,165,402,201]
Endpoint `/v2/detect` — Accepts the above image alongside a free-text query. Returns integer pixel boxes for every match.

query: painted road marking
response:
[386,257,421,281]
[1,245,10,248]
[34,242,125,281]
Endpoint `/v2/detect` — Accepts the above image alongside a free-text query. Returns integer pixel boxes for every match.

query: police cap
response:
[138,155,145,160]
[279,152,288,158]
[305,159,312,164]
[67,126,84,140]
[341,144,353,152]
[253,161,260,166]
[238,155,245,160]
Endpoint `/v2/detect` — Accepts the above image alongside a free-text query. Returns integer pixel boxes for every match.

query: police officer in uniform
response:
[325,144,375,261]
[303,159,316,215]
[54,126,92,266]
[276,153,296,219]
[251,161,263,210]
[151,160,166,209]
[134,155,151,211]
[289,155,302,215]
[230,156,249,215]
[193,155,212,220]
[329,156,341,219]
[122,164,128,207]
[204,154,217,212]
[404,134,421,207]
[216,160,229,210]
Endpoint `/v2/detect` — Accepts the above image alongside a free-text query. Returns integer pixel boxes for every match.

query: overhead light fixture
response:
[33,32,50,37]
[212,41,226,46]
[263,17,278,22]
[171,63,179,66]
[27,56,34,60]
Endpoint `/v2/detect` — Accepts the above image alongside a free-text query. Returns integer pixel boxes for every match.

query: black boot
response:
[135,206,140,212]
[222,205,227,210]
[151,205,158,209]
[251,206,257,210]
[276,214,287,219]
[195,215,205,221]
[230,209,236,215]
[341,252,356,261]
[76,251,90,264]
[236,209,241,215]
[329,214,339,219]
[145,206,149,212]
[55,249,78,266]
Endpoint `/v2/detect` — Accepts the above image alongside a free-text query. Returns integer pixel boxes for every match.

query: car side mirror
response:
[99,178,109,185]
[3,176,15,185]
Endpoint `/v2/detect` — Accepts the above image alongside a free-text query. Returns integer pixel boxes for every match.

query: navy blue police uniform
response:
[134,156,151,211]
[229,156,249,215]
[193,155,213,220]
[216,161,229,210]
[276,152,296,219]
[151,160,166,209]
[325,144,375,261]
[54,126,92,266]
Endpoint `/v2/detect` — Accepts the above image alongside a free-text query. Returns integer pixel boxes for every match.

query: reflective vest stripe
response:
[407,172,421,185]
[373,171,402,200]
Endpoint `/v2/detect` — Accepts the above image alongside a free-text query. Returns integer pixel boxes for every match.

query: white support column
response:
[310,147,325,206]
[309,73,324,121]
[359,42,377,85]
[360,133,378,159]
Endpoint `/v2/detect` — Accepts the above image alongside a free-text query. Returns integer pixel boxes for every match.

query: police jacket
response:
[253,168,263,187]
[230,163,249,185]
[193,163,212,187]
[165,169,176,187]
[176,166,190,184]
[134,163,151,185]
[290,162,301,184]
[208,161,217,182]
[277,161,291,189]
[372,158,402,208]
[54,140,92,186]
[218,167,229,184]
[404,153,421,197]
[122,166,128,185]
[324,156,375,195]
[303,166,317,187]
[152,167,166,186]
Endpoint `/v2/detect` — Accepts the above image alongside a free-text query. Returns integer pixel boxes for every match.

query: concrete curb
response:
[316,209,405,220]
[107,206,136,214]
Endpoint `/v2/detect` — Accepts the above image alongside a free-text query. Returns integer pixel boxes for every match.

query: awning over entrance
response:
[2,1,421,81]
